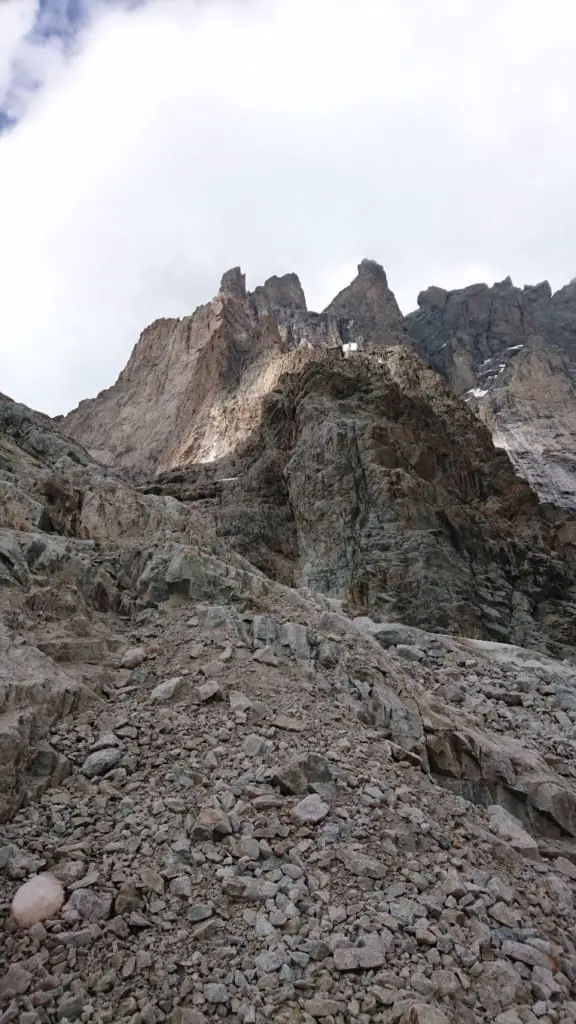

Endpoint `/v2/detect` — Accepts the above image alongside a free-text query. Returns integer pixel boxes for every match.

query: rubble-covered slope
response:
[2,373,576,1023]
[2,543,576,1024]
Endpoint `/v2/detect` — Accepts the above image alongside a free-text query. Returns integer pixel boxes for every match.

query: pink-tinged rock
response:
[11,872,64,927]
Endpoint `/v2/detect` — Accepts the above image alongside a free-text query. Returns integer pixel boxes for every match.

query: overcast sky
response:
[1,0,576,415]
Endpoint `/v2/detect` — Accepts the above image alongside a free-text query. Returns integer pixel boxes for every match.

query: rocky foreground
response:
[1,383,576,1023]
[2,590,576,1024]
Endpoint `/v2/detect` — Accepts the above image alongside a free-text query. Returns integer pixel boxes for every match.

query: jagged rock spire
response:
[219,267,246,299]
[251,273,307,312]
[323,258,404,338]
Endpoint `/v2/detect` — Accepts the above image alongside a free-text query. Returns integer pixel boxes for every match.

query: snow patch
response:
[467,387,488,398]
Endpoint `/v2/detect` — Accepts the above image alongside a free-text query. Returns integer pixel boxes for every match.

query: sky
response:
[1,0,576,415]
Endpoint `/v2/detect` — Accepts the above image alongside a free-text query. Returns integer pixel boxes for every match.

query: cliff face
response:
[405,278,576,510]
[322,258,406,342]
[63,264,576,511]
[62,263,406,478]
[58,263,576,649]
[148,347,576,656]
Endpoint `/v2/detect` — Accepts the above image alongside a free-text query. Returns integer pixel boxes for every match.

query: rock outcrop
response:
[405,277,576,510]
[0,394,215,819]
[62,264,576,515]
[323,257,406,342]
[59,266,576,653]
[251,272,307,313]
[61,262,406,478]
[150,347,576,655]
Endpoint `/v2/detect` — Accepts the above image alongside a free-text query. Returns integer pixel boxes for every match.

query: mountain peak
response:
[251,272,307,312]
[357,257,388,281]
[219,267,246,299]
[323,258,404,339]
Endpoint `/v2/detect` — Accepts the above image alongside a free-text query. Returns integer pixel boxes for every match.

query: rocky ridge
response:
[405,278,576,510]
[60,265,576,653]
[61,262,407,481]
[62,264,576,517]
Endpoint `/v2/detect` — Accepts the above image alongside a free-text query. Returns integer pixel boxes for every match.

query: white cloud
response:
[1,0,576,414]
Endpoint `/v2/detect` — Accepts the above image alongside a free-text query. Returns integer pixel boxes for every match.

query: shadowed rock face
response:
[405,277,576,510]
[323,258,406,343]
[219,266,246,299]
[251,273,307,313]
[149,348,576,656]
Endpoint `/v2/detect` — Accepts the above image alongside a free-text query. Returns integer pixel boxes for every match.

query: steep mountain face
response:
[149,348,576,656]
[62,262,406,479]
[60,263,576,652]
[322,257,406,342]
[405,278,576,510]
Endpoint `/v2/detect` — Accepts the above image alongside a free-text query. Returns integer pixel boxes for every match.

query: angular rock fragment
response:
[487,805,540,859]
[197,679,222,702]
[272,752,334,796]
[121,647,147,669]
[252,645,278,666]
[190,806,232,841]
[291,793,329,824]
[150,676,184,701]
[81,747,122,777]
[333,945,386,970]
